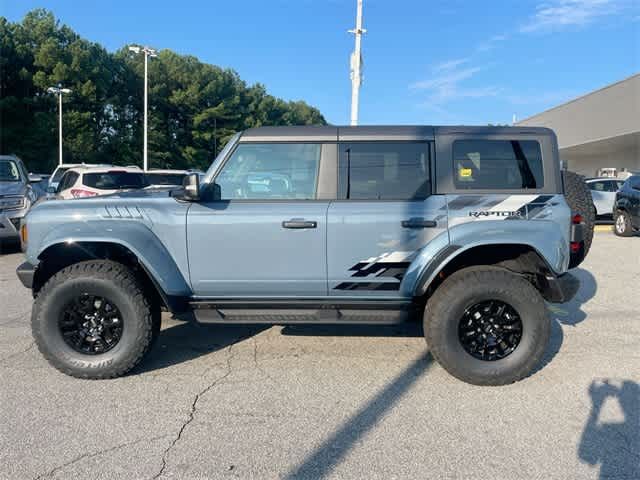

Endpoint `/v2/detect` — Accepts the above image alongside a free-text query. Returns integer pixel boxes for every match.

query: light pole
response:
[129,45,157,171]
[348,0,365,126]
[47,85,72,166]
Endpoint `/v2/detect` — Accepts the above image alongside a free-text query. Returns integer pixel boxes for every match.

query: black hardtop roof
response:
[239,125,555,142]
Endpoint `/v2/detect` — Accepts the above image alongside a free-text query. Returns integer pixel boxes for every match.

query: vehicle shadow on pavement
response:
[578,379,640,479]
[133,322,267,374]
[0,240,22,256]
[284,351,433,480]
[540,267,597,372]
[281,321,423,338]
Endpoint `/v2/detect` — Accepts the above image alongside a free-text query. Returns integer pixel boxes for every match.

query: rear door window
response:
[83,172,148,190]
[453,140,543,190]
[338,142,430,200]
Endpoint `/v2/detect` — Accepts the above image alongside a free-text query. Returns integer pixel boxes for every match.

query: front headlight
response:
[0,196,27,211]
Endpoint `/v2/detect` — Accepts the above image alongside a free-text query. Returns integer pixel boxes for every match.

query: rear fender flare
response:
[405,221,568,297]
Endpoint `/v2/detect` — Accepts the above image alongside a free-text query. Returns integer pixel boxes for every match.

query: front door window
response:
[216,143,321,200]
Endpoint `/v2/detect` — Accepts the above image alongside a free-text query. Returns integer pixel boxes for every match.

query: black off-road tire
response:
[424,266,550,386]
[614,210,633,237]
[32,260,154,379]
[562,170,595,265]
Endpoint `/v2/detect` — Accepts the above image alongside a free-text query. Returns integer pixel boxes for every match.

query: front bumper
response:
[539,271,580,304]
[0,209,27,240]
[16,261,35,289]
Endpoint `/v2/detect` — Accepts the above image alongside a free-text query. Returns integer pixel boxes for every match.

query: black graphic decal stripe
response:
[510,195,555,219]
[349,261,411,279]
[334,282,401,291]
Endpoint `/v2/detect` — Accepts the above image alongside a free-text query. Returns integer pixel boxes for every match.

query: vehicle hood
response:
[0,181,27,197]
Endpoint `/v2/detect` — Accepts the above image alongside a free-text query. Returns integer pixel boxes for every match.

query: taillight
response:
[570,242,581,253]
[70,189,98,198]
[572,213,583,224]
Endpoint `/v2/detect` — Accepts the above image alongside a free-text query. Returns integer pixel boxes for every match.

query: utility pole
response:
[47,85,72,166]
[129,45,157,171]
[348,0,365,126]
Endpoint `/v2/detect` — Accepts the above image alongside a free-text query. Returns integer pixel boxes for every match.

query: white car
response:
[587,177,624,217]
[55,166,149,199]
[48,163,115,193]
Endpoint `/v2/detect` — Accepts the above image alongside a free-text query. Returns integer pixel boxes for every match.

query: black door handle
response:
[401,218,437,229]
[282,219,317,229]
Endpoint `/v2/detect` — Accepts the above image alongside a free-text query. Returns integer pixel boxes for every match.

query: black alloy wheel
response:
[458,300,523,361]
[58,294,124,355]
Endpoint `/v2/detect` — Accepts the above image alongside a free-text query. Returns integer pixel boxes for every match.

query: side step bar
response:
[185,299,418,325]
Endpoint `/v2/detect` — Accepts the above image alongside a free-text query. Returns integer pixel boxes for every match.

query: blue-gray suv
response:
[16,126,590,385]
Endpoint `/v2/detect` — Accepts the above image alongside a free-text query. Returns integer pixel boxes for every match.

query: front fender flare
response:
[38,220,192,298]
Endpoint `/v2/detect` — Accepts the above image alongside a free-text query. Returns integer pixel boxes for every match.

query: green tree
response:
[0,9,327,173]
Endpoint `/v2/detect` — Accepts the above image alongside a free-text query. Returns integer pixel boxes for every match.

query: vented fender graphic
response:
[334,251,416,291]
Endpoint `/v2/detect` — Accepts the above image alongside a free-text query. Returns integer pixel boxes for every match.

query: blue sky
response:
[3,0,639,125]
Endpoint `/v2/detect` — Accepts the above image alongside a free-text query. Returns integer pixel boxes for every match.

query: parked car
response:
[48,163,114,193]
[144,169,192,187]
[613,175,640,236]
[0,155,43,245]
[587,177,624,218]
[54,166,149,199]
[17,126,592,385]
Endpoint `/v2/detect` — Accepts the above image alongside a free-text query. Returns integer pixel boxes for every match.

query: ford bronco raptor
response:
[17,126,591,385]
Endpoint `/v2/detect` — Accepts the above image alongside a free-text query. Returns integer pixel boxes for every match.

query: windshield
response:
[203,132,242,184]
[145,172,186,186]
[51,167,70,183]
[83,171,149,190]
[0,159,22,182]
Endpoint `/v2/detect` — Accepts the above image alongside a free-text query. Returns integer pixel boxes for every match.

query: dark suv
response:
[613,175,640,236]
[0,155,42,246]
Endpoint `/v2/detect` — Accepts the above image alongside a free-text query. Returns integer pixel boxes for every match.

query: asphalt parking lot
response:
[0,233,638,480]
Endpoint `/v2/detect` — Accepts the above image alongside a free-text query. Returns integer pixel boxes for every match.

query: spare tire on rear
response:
[562,170,595,268]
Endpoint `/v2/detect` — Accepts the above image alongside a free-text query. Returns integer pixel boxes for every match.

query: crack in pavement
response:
[33,434,169,480]
[151,343,237,480]
[252,336,278,385]
[0,341,35,364]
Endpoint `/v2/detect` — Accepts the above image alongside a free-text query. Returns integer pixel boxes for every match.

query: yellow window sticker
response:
[459,168,473,178]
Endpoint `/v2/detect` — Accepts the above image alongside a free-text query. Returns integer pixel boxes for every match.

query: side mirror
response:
[181,173,201,201]
[210,182,221,201]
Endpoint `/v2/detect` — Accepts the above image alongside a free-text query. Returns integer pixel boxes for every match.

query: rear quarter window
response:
[453,140,544,190]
